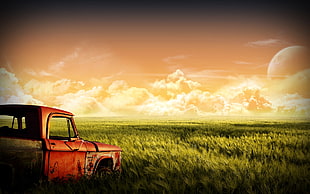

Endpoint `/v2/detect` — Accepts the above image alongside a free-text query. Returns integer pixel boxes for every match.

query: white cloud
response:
[138,97,189,116]
[107,80,129,94]
[49,61,65,73]
[0,68,42,105]
[272,93,310,115]
[25,69,54,77]
[233,61,253,65]
[104,80,151,113]
[25,47,81,78]
[246,38,287,47]
[24,79,85,102]
[138,90,227,116]
[55,86,115,116]
[186,69,231,80]
[163,55,190,65]
[48,48,81,74]
[151,69,201,99]
[265,69,310,98]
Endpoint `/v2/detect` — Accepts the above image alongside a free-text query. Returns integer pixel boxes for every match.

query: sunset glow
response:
[1,1,309,117]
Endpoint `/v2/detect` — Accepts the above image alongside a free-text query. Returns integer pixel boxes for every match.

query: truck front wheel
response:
[95,159,113,177]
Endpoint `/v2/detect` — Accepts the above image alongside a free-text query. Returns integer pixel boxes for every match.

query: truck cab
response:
[0,104,122,189]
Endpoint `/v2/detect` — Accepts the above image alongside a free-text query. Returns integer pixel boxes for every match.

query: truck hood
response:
[90,141,122,152]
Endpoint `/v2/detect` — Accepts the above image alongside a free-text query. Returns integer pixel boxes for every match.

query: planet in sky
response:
[267,46,310,78]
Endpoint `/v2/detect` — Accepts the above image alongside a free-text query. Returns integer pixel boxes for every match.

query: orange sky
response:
[1,1,310,117]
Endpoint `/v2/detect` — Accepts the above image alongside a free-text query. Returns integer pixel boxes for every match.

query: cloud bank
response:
[1,67,309,117]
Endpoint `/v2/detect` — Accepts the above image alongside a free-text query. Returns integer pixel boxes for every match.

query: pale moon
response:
[267,46,310,78]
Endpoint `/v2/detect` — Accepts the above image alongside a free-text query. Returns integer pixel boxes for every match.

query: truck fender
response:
[94,157,113,175]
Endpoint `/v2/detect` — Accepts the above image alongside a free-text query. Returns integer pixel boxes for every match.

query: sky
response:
[1,1,310,117]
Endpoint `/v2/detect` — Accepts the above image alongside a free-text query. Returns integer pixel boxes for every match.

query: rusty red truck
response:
[0,104,122,189]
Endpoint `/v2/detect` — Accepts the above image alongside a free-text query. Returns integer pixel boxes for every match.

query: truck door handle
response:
[51,143,56,145]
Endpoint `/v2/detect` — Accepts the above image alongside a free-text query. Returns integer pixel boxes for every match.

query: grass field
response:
[28,116,310,194]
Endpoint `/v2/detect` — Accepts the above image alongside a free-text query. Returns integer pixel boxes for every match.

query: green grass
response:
[27,117,310,194]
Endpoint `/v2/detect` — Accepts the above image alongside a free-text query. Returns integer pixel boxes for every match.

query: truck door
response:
[45,114,86,180]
